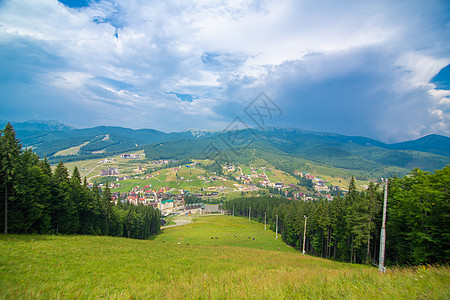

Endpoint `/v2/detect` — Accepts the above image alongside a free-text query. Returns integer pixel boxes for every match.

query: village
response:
[88,153,346,216]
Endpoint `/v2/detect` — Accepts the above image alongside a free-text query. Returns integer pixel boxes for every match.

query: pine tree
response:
[0,123,22,234]
[39,156,52,177]
[101,181,112,235]
[345,176,358,262]
[71,166,81,186]
[52,162,78,233]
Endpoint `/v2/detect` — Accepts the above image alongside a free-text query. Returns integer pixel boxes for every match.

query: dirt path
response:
[85,161,106,180]
[162,215,195,229]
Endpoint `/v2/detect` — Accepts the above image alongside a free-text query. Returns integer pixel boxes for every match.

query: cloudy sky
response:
[0,0,449,142]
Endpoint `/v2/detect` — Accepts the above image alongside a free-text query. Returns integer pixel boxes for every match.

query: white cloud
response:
[0,0,449,141]
[396,53,450,89]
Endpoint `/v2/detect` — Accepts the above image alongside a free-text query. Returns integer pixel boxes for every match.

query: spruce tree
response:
[0,123,22,234]
[101,181,112,235]
[39,156,52,177]
[71,166,81,186]
[52,162,79,233]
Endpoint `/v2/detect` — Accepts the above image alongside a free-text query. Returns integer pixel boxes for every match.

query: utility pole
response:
[379,178,388,273]
[264,212,266,230]
[249,207,251,221]
[232,205,234,216]
[4,186,7,234]
[303,216,307,254]
[275,214,278,239]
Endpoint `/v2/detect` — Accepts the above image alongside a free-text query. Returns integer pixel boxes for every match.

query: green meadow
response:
[0,215,448,299]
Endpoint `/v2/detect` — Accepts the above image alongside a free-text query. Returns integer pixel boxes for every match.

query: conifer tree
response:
[71,166,81,186]
[0,123,22,234]
[52,162,79,233]
[101,181,112,235]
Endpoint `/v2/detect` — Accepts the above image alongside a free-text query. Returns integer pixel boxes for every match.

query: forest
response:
[224,167,449,266]
[1,122,449,265]
[0,123,160,239]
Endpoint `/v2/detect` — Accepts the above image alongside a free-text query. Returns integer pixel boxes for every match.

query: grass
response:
[54,141,90,157]
[60,151,371,196]
[1,215,448,299]
[111,165,241,194]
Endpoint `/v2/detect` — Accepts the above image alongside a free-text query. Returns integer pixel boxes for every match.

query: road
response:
[162,215,194,229]
[84,160,106,180]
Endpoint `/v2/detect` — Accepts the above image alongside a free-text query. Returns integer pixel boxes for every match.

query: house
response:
[185,203,204,214]
[121,153,140,159]
[274,182,283,189]
[158,199,174,212]
[100,167,118,176]
[204,204,221,214]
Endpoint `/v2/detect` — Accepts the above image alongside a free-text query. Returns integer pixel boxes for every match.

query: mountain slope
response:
[4,121,449,176]
[387,134,450,156]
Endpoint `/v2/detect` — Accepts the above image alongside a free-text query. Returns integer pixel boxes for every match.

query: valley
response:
[10,121,449,181]
[60,148,372,214]
[1,215,448,299]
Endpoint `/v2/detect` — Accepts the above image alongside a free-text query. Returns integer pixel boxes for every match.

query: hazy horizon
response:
[1,0,449,143]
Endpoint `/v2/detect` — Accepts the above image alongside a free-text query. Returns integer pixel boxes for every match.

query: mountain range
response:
[2,120,449,178]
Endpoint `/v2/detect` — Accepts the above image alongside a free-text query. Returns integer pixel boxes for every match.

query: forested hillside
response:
[1,122,449,267]
[5,121,450,179]
[0,123,160,238]
[225,168,449,266]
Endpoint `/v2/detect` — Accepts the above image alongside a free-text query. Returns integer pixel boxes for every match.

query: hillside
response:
[387,134,450,156]
[4,121,449,178]
[0,215,448,299]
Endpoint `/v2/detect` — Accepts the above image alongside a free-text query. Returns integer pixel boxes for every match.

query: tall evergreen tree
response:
[52,162,79,233]
[39,156,52,177]
[0,123,22,234]
[71,166,81,186]
[345,176,358,262]
[101,181,112,235]
[0,124,160,239]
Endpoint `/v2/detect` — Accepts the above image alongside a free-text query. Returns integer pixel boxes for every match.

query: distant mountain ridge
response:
[3,120,74,131]
[2,120,449,175]
[387,134,450,157]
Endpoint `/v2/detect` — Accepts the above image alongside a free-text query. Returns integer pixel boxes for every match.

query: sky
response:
[0,0,449,142]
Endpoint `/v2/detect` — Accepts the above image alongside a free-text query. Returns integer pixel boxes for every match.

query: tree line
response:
[225,168,449,266]
[0,123,160,239]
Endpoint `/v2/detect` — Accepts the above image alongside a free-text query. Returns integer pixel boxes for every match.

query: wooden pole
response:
[4,185,7,234]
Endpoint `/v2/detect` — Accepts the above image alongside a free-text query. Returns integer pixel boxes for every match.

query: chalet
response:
[127,196,138,205]
[260,179,271,187]
[158,199,174,212]
[185,203,204,214]
[121,153,140,159]
[296,192,305,198]
[274,182,283,189]
[100,167,118,176]
[224,165,235,171]
[116,175,131,181]
[315,185,330,192]
[204,204,221,214]
[185,203,204,210]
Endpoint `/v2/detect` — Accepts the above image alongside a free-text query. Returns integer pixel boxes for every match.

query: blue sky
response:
[0,0,449,142]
